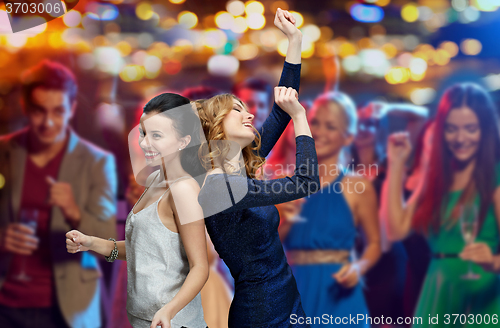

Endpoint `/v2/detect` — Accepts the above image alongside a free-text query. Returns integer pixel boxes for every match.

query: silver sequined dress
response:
[125,176,206,328]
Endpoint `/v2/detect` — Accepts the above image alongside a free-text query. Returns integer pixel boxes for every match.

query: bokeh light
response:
[247,13,266,30]
[401,3,419,22]
[234,44,259,60]
[215,11,235,30]
[290,11,304,28]
[227,1,245,16]
[302,25,321,42]
[136,2,154,20]
[439,41,459,57]
[342,55,362,74]
[232,16,248,33]
[178,11,198,29]
[410,88,436,105]
[461,38,482,55]
[245,1,265,15]
[208,55,239,76]
[63,10,82,27]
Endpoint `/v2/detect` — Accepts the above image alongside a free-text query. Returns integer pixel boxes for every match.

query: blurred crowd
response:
[1,58,500,328]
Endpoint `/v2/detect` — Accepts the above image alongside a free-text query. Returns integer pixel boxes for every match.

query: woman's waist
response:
[286,249,351,265]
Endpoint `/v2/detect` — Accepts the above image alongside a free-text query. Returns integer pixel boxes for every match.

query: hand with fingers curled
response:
[460,242,500,273]
[387,131,413,165]
[0,223,39,255]
[150,305,175,328]
[46,176,81,228]
[274,86,303,119]
[65,230,93,253]
[332,262,361,289]
[274,7,302,40]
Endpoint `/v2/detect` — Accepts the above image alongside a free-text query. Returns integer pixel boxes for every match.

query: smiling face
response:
[222,99,255,149]
[138,111,190,167]
[310,103,354,160]
[443,106,481,163]
[26,88,75,145]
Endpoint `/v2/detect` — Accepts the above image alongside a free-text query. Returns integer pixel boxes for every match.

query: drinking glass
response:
[459,204,480,280]
[14,209,39,281]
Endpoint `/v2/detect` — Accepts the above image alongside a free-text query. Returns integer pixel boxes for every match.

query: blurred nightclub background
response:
[2,0,500,327]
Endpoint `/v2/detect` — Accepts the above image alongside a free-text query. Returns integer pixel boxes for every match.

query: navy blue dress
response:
[198,62,320,328]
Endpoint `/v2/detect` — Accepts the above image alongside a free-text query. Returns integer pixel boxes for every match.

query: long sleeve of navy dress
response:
[198,61,319,328]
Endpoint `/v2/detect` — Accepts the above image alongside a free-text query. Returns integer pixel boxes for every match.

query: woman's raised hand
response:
[66,230,93,253]
[274,8,301,40]
[387,132,412,165]
[274,86,304,119]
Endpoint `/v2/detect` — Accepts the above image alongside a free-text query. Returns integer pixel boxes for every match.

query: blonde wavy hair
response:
[197,94,265,178]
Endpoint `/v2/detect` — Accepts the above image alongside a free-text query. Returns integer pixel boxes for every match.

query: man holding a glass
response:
[0,60,117,328]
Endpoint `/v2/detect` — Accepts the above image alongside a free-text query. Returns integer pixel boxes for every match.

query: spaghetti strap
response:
[131,171,161,214]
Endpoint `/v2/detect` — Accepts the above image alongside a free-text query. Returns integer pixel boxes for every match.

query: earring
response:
[178,148,182,151]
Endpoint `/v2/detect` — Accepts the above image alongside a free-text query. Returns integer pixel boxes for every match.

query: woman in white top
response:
[66,93,209,328]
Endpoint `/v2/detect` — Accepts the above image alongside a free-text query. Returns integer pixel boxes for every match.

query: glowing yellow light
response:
[439,41,459,57]
[434,49,450,66]
[145,70,160,79]
[385,67,410,84]
[401,3,419,22]
[461,38,482,55]
[301,42,315,58]
[246,13,266,30]
[234,44,259,60]
[245,1,265,15]
[227,1,245,16]
[169,0,186,4]
[232,16,248,33]
[338,42,357,58]
[290,11,304,28]
[410,71,426,81]
[48,33,64,48]
[277,39,288,57]
[116,41,132,56]
[375,0,391,6]
[381,43,398,58]
[215,11,234,30]
[74,40,92,53]
[302,25,321,42]
[136,2,154,20]
[0,174,5,189]
[120,65,145,82]
[178,11,198,29]
[173,39,193,55]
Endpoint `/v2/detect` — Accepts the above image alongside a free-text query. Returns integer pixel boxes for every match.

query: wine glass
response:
[459,203,480,280]
[13,209,39,281]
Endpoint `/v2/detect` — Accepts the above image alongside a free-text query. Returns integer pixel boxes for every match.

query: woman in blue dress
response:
[196,9,320,328]
[282,92,381,327]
